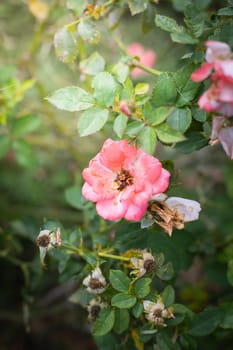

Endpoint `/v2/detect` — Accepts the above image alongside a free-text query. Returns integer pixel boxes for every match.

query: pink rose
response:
[127,43,156,78]
[198,79,233,116]
[210,116,233,159]
[82,139,170,221]
[191,40,233,117]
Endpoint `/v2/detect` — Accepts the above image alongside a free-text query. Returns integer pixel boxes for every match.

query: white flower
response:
[131,250,155,277]
[87,296,107,321]
[165,197,201,222]
[143,298,174,327]
[36,228,61,264]
[83,267,107,294]
[141,195,201,236]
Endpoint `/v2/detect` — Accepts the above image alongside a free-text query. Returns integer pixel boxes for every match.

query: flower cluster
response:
[191,40,233,116]
[192,40,233,159]
[143,298,174,327]
[82,139,170,222]
[127,43,156,78]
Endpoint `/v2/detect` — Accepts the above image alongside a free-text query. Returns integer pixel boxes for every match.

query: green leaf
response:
[220,303,233,329]
[93,308,115,336]
[94,334,118,350]
[65,186,90,210]
[161,285,175,307]
[156,332,176,350]
[142,3,155,33]
[132,302,144,318]
[125,121,144,137]
[109,270,130,293]
[155,14,185,34]
[54,27,78,63]
[13,139,37,168]
[188,307,224,336]
[0,135,11,159]
[80,52,105,76]
[138,126,157,154]
[78,20,100,44]
[66,0,87,15]
[171,32,198,44]
[174,64,200,106]
[173,304,194,318]
[134,278,151,298]
[192,107,206,122]
[11,115,40,137]
[92,72,118,107]
[193,0,211,9]
[175,132,208,153]
[112,62,129,84]
[218,7,233,16]
[227,259,233,286]
[111,293,136,309]
[77,107,109,137]
[152,73,177,107]
[128,0,147,15]
[46,86,94,112]
[156,123,186,144]
[144,105,174,126]
[156,262,174,280]
[113,114,128,138]
[167,108,192,132]
[184,4,204,38]
[113,309,130,334]
[0,65,17,86]
[135,83,149,95]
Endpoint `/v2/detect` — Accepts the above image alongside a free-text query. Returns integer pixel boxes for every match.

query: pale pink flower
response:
[82,139,170,221]
[191,40,233,117]
[210,116,233,159]
[127,43,156,78]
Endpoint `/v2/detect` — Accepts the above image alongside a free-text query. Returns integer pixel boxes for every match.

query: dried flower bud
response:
[83,267,106,294]
[36,228,62,265]
[87,296,107,321]
[141,194,201,236]
[131,250,155,277]
[143,298,175,327]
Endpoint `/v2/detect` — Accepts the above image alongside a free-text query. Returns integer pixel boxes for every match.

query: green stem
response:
[61,243,82,255]
[98,252,130,262]
[131,60,162,76]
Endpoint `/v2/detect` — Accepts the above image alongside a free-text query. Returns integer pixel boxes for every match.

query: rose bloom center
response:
[112,169,134,191]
